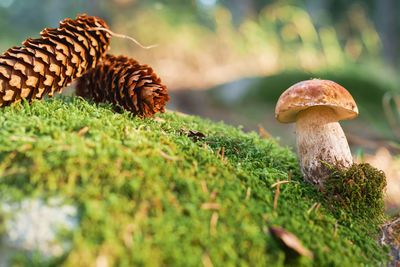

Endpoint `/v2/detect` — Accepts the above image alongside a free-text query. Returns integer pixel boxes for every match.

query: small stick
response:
[271,180,289,188]
[246,187,251,200]
[210,212,219,236]
[201,179,209,194]
[288,169,292,182]
[258,124,274,139]
[201,203,221,210]
[221,147,225,162]
[307,202,318,214]
[216,147,221,158]
[333,221,338,238]
[158,149,179,161]
[210,190,218,202]
[90,27,159,49]
[201,252,214,267]
[315,202,321,212]
[336,194,348,208]
[77,126,89,135]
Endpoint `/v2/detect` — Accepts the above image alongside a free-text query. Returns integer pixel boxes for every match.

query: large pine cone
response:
[0,14,111,106]
[76,54,169,117]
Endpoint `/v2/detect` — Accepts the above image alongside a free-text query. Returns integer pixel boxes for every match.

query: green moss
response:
[0,96,389,266]
[323,163,387,221]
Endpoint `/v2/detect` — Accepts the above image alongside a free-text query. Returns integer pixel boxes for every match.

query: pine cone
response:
[76,54,169,117]
[0,14,111,106]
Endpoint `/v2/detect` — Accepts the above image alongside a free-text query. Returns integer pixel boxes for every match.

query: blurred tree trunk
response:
[376,0,399,68]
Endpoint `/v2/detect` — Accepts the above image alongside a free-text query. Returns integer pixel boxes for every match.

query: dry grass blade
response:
[210,212,219,236]
[158,149,180,161]
[201,252,214,267]
[201,179,209,194]
[307,202,318,214]
[201,203,221,210]
[315,203,321,212]
[258,124,274,139]
[336,194,348,208]
[77,126,89,136]
[271,180,289,188]
[216,147,221,158]
[246,187,251,200]
[333,221,338,238]
[270,226,314,259]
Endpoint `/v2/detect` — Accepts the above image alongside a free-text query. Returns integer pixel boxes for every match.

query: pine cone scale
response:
[43,29,89,69]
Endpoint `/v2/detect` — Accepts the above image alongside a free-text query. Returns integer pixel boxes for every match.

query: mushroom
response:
[275,79,358,186]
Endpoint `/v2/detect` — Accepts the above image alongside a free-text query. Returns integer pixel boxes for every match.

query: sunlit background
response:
[1,0,399,211]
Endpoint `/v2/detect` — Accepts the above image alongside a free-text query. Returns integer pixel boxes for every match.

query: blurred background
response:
[1,0,399,212]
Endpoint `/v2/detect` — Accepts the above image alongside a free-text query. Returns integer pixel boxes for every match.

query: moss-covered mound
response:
[324,163,387,221]
[0,97,389,266]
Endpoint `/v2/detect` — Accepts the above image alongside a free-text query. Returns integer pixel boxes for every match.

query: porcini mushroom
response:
[275,79,358,186]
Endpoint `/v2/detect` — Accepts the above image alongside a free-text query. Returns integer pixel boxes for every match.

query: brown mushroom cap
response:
[275,79,359,123]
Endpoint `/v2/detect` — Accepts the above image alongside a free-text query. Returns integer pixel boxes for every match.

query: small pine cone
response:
[0,14,111,106]
[76,54,169,117]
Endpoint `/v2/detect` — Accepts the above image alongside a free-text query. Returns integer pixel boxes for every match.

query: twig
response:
[307,202,318,214]
[271,180,289,188]
[77,126,89,135]
[210,212,219,236]
[246,187,251,201]
[315,202,321,212]
[221,147,225,162]
[216,147,221,158]
[201,203,221,210]
[258,124,274,139]
[90,27,158,49]
[288,169,292,182]
[158,149,180,161]
[336,194,348,208]
[201,179,209,194]
[201,252,214,267]
[210,190,218,202]
[333,221,338,238]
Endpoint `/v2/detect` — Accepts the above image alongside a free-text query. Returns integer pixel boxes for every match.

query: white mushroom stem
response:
[295,106,353,186]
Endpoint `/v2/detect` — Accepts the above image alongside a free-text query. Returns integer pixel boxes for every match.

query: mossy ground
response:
[0,96,389,266]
